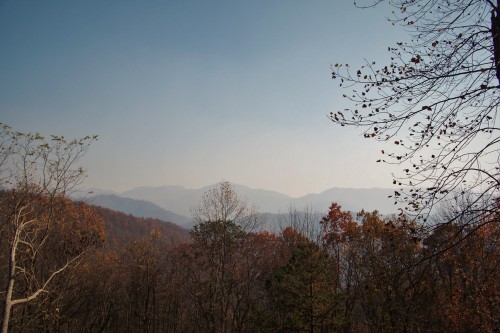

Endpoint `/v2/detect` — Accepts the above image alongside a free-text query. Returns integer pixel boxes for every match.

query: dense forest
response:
[1,181,498,333]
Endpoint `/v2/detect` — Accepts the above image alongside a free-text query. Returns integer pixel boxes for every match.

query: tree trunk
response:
[2,230,18,333]
[491,3,500,87]
[1,286,13,333]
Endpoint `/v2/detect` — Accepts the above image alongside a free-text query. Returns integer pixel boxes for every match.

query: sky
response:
[0,0,406,197]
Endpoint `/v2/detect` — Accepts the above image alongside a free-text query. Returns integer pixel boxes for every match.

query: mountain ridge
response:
[84,194,193,227]
[84,183,398,217]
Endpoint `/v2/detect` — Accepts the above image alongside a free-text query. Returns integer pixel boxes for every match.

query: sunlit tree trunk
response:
[1,228,18,333]
[0,125,100,333]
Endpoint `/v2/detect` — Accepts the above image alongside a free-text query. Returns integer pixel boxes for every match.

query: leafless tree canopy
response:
[190,181,261,232]
[331,1,499,228]
[0,124,102,333]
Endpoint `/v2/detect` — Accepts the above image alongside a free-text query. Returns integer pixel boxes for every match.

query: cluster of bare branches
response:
[0,124,103,333]
[331,1,499,230]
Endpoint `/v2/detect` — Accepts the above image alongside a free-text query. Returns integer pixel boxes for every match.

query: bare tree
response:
[275,205,323,244]
[0,124,103,333]
[330,1,499,235]
[186,181,262,333]
[190,181,261,232]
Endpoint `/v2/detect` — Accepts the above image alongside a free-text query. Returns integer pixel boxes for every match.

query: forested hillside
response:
[92,205,191,249]
[2,182,497,332]
[85,194,194,227]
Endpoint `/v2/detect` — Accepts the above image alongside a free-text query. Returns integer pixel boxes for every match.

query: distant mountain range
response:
[82,184,399,227]
[84,194,194,227]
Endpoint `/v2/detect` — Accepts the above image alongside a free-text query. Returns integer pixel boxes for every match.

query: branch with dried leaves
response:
[331,0,499,227]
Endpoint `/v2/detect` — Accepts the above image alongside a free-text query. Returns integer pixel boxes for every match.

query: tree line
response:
[2,178,498,332]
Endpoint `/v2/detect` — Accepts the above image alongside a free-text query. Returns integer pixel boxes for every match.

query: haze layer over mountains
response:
[82,184,398,227]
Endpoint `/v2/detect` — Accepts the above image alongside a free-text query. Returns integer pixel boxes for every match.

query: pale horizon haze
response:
[0,0,405,197]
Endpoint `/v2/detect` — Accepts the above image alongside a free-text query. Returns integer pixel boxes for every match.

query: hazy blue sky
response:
[0,0,405,197]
